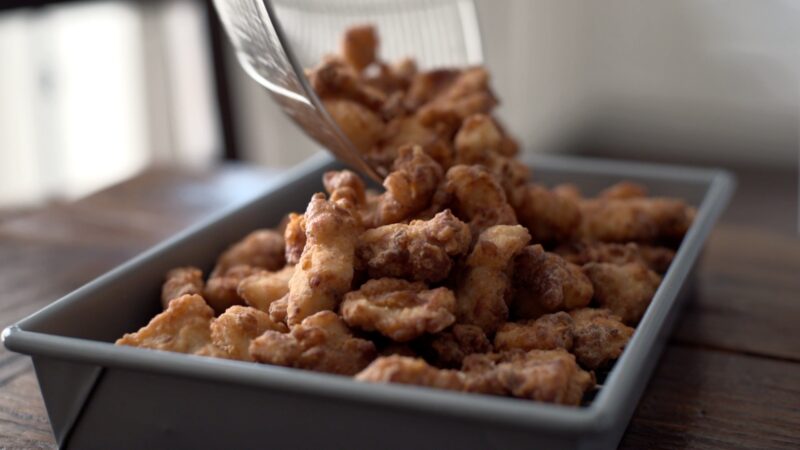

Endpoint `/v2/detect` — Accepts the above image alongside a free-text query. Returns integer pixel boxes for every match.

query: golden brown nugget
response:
[494,312,574,352]
[515,184,581,243]
[322,98,385,154]
[210,306,288,361]
[456,225,530,333]
[250,311,376,375]
[237,265,295,313]
[424,324,492,368]
[341,278,456,342]
[204,265,261,314]
[578,197,694,243]
[355,355,466,391]
[462,349,594,405]
[416,67,497,126]
[283,213,306,265]
[598,181,647,200]
[269,294,289,325]
[569,308,634,369]
[444,165,517,236]
[554,240,675,273]
[116,294,213,354]
[582,262,662,324]
[211,229,285,277]
[512,245,593,318]
[308,57,385,110]
[374,114,455,172]
[286,193,359,326]
[552,183,582,202]
[453,114,529,204]
[341,24,378,72]
[375,145,443,225]
[323,169,367,214]
[161,266,204,309]
[356,209,470,282]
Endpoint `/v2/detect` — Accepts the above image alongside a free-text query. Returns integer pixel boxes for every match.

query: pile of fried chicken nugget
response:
[117,26,694,406]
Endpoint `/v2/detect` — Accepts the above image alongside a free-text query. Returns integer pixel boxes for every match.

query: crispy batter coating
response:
[554,240,676,273]
[462,349,594,405]
[210,306,287,361]
[323,169,367,214]
[494,312,574,352]
[357,209,470,282]
[286,193,359,326]
[322,98,385,154]
[250,311,376,375]
[512,245,593,319]
[582,262,662,324]
[204,265,260,314]
[309,57,385,110]
[375,145,443,225]
[269,294,289,325]
[116,294,213,354]
[341,278,456,342]
[161,266,204,309]
[453,114,529,204]
[515,184,581,243]
[211,229,285,277]
[284,213,306,265]
[237,265,295,313]
[424,324,492,368]
[456,225,530,333]
[569,308,634,369]
[578,197,694,243]
[598,181,647,200]
[373,114,455,172]
[355,355,466,391]
[416,67,497,126]
[341,24,378,72]
[444,165,518,236]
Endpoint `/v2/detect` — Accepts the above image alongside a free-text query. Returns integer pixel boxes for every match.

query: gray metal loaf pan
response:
[3,152,734,450]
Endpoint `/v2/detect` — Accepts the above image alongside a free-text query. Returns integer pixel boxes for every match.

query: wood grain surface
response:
[0,163,797,449]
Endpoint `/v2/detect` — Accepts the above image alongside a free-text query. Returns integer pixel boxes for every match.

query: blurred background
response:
[0,0,797,224]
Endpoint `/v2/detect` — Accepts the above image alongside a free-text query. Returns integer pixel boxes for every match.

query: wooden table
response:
[0,163,798,449]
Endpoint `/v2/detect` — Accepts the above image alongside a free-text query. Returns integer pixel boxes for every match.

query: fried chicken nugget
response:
[116,294,213,354]
[323,169,366,213]
[512,245,593,319]
[308,57,385,110]
[250,310,376,375]
[494,312,574,352]
[340,278,456,342]
[161,266,204,309]
[515,184,581,243]
[577,197,694,243]
[554,240,676,273]
[286,193,359,326]
[376,145,444,225]
[204,265,261,314]
[462,349,594,405]
[322,98,386,154]
[355,355,466,391]
[269,294,289,325]
[284,213,306,265]
[210,229,286,277]
[373,114,456,172]
[582,262,662,324]
[444,165,518,236]
[340,24,378,72]
[356,209,470,282]
[598,181,647,200]
[453,114,530,205]
[416,67,497,126]
[456,225,531,333]
[210,305,288,361]
[569,308,634,369]
[423,324,492,368]
[237,265,295,313]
